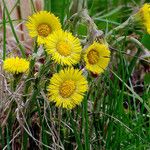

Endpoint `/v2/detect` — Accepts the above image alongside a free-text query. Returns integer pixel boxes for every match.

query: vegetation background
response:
[0,0,150,149]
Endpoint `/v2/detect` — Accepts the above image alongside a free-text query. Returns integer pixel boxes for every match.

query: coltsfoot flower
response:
[26,11,61,45]
[84,42,110,74]
[135,3,150,34]
[45,30,82,66]
[47,68,88,109]
[3,57,29,74]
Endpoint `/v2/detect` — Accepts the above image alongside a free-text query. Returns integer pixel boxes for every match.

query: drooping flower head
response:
[3,57,29,74]
[26,11,61,45]
[135,3,150,34]
[45,30,82,66]
[47,68,88,109]
[84,42,110,74]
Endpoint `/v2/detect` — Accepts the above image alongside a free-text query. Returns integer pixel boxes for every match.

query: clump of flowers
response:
[25,11,110,109]
[47,68,88,109]
[4,10,111,109]
[135,3,150,34]
[26,11,61,45]
[3,57,29,74]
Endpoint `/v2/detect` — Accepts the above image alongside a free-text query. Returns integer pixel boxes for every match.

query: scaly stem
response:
[79,9,104,45]
[23,42,38,102]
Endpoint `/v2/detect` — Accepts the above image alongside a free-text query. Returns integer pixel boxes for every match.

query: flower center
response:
[57,41,71,56]
[37,24,51,37]
[87,49,99,65]
[59,80,76,98]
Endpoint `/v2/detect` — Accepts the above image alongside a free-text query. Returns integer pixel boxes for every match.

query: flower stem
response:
[12,74,22,91]
[23,42,38,102]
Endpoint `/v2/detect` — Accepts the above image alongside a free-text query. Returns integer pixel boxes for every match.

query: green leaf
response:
[141,34,150,50]
[144,73,150,85]
[77,24,87,36]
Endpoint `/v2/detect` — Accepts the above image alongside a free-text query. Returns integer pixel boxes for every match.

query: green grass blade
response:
[2,7,6,60]
[44,0,51,11]
[0,127,4,148]
[22,130,28,150]
[110,69,150,113]
[6,126,11,150]
[70,113,83,150]
[83,95,90,150]
[2,0,26,58]
[30,0,36,12]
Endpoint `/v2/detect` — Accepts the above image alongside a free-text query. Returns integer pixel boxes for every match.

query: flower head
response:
[84,42,110,74]
[26,11,61,45]
[135,3,150,34]
[45,30,82,66]
[3,57,29,74]
[47,68,88,109]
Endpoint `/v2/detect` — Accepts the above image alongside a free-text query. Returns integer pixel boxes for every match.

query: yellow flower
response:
[26,11,61,45]
[47,68,88,109]
[136,3,150,34]
[45,30,82,66]
[3,57,29,74]
[84,42,110,74]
